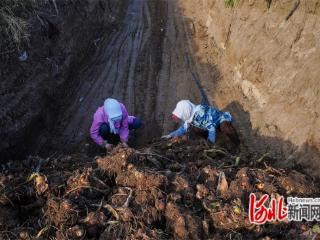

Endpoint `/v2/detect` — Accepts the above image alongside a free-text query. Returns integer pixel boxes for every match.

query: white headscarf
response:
[172,100,199,130]
[104,98,122,134]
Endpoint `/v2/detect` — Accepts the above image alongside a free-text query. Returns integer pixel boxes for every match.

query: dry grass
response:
[0,10,30,47]
[0,0,49,49]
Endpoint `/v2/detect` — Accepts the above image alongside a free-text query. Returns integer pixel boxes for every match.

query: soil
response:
[0,0,129,160]
[177,0,320,176]
[1,0,204,160]
[0,0,320,239]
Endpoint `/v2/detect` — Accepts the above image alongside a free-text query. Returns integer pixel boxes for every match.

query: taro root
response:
[199,166,219,191]
[127,163,135,170]
[116,169,168,189]
[277,170,317,196]
[118,207,133,222]
[97,147,137,174]
[64,168,110,198]
[165,202,188,239]
[19,230,30,240]
[60,199,72,211]
[165,202,202,239]
[66,225,85,239]
[167,193,182,203]
[0,174,7,187]
[111,187,130,207]
[172,175,195,204]
[210,203,253,230]
[46,198,78,227]
[224,168,251,199]
[83,211,107,226]
[196,184,209,200]
[255,182,265,190]
[83,211,107,238]
[217,171,228,196]
[155,199,166,211]
[35,175,48,195]
[185,214,202,240]
[66,169,91,193]
[2,137,319,239]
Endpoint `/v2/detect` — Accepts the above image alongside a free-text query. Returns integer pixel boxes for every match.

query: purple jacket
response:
[90,103,133,145]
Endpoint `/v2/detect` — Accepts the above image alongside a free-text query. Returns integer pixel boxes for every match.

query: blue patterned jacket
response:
[169,105,232,143]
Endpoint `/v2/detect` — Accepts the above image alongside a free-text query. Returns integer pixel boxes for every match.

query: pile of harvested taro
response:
[1,136,320,239]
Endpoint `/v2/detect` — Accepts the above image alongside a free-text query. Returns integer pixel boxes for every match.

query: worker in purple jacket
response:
[90,98,141,151]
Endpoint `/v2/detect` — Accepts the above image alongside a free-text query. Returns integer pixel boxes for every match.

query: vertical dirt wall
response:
[178,0,320,175]
[0,0,128,160]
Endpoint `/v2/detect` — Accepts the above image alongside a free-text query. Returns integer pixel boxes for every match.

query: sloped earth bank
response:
[0,0,205,158]
[0,0,129,159]
[176,0,320,176]
[0,0,203,159]
[41,0,203,154]
[0,137,320,239]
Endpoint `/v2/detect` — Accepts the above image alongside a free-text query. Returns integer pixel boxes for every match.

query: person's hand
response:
[161,134,171,139]
[120,142,128,148]
[105,143,114,151]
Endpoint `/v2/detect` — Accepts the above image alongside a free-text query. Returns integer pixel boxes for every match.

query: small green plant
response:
[224,0,236,8]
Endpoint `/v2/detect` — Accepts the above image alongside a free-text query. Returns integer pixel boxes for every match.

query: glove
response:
[161,134,171,139]
[120,142,129,148]
[105,143,114,151]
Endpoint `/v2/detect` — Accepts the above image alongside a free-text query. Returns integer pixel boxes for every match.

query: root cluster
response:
[0,138,319,239]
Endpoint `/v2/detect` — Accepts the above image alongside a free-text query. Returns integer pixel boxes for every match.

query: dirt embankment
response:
[0,0,128,160]
[1,0,204,159]
[29,0,203,155]
[1,0,319,178]
[177,0,320,176]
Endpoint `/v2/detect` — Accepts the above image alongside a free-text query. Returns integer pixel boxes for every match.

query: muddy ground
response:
[0,0,129,159]
[0,134,320,239]
[1,0,320,239]
[0,0,203,160]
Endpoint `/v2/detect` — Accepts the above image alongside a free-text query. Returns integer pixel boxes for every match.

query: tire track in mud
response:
[42,0,203,152]
[45,0,151,150]
[153,0,203,135]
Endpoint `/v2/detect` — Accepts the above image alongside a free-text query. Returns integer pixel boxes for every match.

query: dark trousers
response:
[190,121,240,146]
[98,117,141,145]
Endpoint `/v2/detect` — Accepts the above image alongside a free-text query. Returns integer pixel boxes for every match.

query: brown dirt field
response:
[0,0,320,239]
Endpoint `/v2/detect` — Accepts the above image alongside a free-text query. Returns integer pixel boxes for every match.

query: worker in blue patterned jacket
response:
[162,100,239,146]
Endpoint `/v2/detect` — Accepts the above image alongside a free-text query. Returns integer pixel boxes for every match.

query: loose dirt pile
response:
[0,136,319,239]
